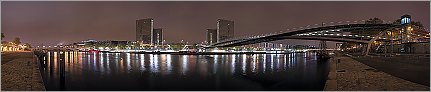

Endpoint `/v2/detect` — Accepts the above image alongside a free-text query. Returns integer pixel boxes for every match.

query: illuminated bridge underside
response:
[208,24,400,47]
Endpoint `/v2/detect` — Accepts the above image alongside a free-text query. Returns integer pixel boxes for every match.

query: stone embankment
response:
[324,54,429,91]
[1,51,45,91]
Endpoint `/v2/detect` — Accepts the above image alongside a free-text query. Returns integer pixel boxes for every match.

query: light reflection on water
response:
[40,51,329,91]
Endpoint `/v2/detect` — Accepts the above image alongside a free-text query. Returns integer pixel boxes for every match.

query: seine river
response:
[39,51,329,91]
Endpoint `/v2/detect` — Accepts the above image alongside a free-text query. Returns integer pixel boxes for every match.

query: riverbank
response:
[324,53,429,91]
[351,53,430,86]
[1,51,46,91]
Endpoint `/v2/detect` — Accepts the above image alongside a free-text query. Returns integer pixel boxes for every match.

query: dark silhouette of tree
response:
[350,17,384,35]
[1,33,4,40]
[12,37,21,45]
[365,17,384,24]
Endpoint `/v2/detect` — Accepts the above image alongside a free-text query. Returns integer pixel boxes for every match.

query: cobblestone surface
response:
[333,55,429,91]
[1,52,45,91]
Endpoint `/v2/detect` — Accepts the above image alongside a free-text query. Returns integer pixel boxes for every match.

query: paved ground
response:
[351,53,430,86]
[1,52,30,64]
[1,51,46,91]
[325,53,429,91]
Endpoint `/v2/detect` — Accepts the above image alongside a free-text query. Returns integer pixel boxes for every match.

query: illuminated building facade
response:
[152,28,163,45]
[217,19,234,42]
[206,29,217,44]
[136,18,154,44]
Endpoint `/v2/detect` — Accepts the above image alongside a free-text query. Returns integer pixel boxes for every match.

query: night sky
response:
[1,1,429,47]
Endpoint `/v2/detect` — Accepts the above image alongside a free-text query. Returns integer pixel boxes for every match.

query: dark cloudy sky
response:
[1,1,429,46]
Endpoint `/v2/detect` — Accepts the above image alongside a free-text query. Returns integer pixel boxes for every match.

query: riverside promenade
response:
[324,53,429,91]
[1,51,45,91]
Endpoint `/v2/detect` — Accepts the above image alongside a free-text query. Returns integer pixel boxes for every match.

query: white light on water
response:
[211,50,226,52]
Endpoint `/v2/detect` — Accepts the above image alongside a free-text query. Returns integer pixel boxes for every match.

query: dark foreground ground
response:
[349,53,430,86]
[1,52,30,64]
[1,51,45,91]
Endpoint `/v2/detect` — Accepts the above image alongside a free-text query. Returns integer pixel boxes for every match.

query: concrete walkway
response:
[353,54,430,86]
[324,54,429,91]
[1,51,45,91]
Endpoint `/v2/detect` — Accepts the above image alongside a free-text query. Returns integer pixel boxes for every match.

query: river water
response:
[39,51,329,91]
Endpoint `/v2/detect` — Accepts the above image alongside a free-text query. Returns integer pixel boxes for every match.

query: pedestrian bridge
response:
[206,23,401,48]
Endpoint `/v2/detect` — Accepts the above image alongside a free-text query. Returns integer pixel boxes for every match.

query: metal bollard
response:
[336,59,341,70]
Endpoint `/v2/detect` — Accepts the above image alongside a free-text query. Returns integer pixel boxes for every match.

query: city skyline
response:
[1,1,429,46]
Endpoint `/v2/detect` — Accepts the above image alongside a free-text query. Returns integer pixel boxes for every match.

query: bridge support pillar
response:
[364,43,371,56]
[364,30,389,56]
[319,40,327,55]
